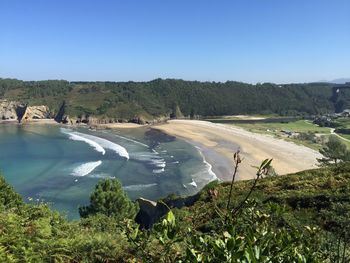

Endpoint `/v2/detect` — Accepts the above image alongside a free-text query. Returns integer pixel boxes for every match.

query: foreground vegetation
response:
[1,78,350,121]
[0,158,349,262]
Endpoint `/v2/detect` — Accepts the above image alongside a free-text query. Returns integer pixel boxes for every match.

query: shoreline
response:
[153,120,322,181]
[180,137,235,182]
[0,118,146,128]
[0,118,323,183]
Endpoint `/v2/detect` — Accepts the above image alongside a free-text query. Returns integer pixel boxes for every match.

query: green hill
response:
[0,164,349,262]
[1,78,350,122]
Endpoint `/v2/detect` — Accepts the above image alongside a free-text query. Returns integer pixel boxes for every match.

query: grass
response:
[234,119,331,134]
[208,116,350,150]
[228,119,331,150]
[339,133,350,140]
[335,117,350,128]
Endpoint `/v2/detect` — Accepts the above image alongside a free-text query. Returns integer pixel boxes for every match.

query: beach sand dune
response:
[154,120,322,181]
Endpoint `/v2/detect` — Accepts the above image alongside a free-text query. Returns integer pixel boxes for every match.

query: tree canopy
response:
[318,135,350,166]
[79,179,138,220]
[1,78,350,121]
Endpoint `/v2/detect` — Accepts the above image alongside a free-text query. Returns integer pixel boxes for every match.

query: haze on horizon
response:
[0,0,349,84]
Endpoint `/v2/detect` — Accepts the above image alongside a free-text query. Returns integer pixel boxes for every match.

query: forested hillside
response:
[1,78,350,121]
[0,164,349,261]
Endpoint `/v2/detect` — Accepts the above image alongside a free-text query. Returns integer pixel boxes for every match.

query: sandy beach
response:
[0,118,145,129]
[93,122,146,129]
[0,119,59,125]
[153,120,322,181]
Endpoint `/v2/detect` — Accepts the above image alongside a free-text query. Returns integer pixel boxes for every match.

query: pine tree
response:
[79,179,138,220]
[317,135,350,166]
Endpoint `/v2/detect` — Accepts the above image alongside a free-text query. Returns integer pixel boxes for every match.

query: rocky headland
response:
[0,100,167,126]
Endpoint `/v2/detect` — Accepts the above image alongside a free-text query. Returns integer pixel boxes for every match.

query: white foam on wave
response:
[123,183,157,191]
[88,174,116,179]
[152,168,165,174]
[82,133,129,159]
[131,151,167,174]
[113,133,149,148]
[62,129,106,155]
[152,159,166,168]
[61,128,129,159]
[71,160,102,177]
[189,179,198,188]
[185,146,218,188]
[194,146,218,182]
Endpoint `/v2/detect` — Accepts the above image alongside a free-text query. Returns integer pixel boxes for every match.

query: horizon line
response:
[1,76,349,85]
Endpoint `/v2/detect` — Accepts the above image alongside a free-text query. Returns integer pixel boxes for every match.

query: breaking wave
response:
[186,146,218,188]
[61,128,129,159]
[123,183,157,191]
[88,174,116,179]
[152,168,165,174]
[113,133,149,148]
[71,160,102,177]
[189,179,198,188]
[195,146,218,181]
[131,151,166,174]
[63,130,106,155]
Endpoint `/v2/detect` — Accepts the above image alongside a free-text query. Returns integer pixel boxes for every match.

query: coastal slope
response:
[154,120,322,181]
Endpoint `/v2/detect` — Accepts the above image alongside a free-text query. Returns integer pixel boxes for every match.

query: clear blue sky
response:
[0,0,349,83]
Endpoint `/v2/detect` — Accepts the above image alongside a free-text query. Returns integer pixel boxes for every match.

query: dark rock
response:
[135,193,200,229]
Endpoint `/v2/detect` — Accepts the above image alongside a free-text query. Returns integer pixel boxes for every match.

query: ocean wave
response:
[131,151,167,173]
[113,133,149,147]
[61,128,129,159]
[194,146,218,182]
[88,174,116,179]
[189,179,198,188]
[62,129,106,155]
[71,160,102,177]
[152,159,166,168]
[123,183,157,191]
[152,168,165,174]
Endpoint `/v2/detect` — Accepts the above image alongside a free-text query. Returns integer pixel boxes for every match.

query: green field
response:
[232,119,331,150]
[335,117,350,128]
[234,119,331,134]
[205,117,335,150]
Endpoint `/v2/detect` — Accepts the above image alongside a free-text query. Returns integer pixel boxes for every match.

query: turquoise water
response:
[0,124,216,219]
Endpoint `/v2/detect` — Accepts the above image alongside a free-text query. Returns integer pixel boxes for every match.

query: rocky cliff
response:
[21,105,51,122]
[0,100,52,122]
[0,100,25,121]
[135,193,200,229]
[0,99,165,125]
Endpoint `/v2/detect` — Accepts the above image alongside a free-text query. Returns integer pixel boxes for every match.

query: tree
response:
[79,179,138,220]
[317,135,350,166]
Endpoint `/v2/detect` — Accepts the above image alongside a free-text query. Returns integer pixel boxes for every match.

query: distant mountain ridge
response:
[319,78,350,84]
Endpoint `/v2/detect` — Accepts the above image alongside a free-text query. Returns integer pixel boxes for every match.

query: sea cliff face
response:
[0,100,52,122]
[0,100,24,121]
[21,105,52,121]
[0,100,168,125]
